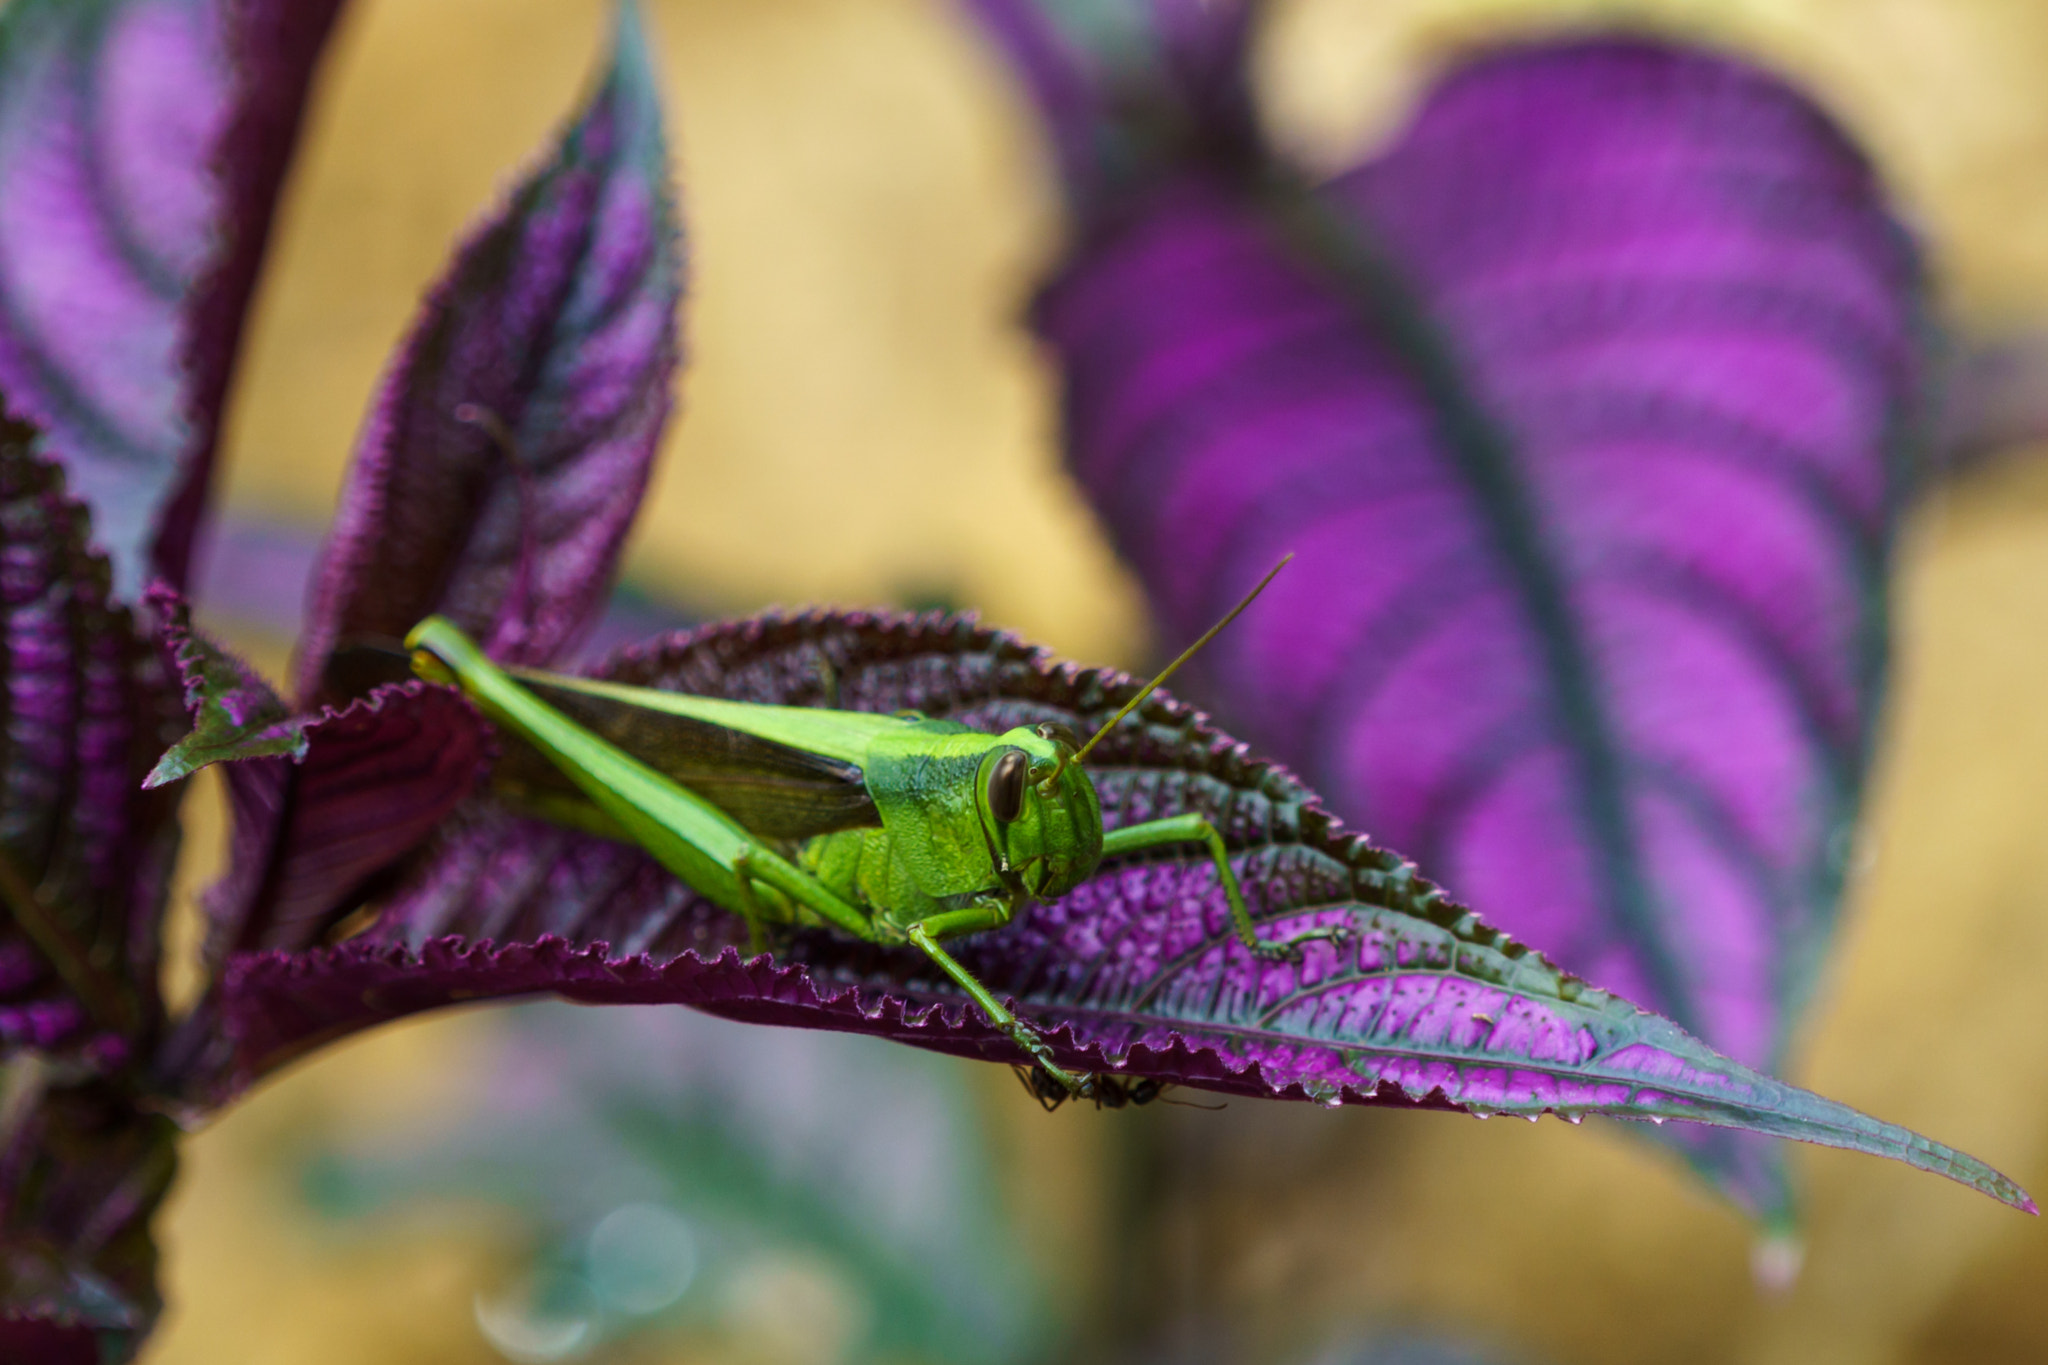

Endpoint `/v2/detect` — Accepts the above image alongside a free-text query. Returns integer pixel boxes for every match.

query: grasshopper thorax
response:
[975,723,1103,901]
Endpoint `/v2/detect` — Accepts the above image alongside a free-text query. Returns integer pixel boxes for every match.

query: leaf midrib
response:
[1252,171,1700,1037]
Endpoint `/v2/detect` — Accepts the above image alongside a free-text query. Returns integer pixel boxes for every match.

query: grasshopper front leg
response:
[906,901,1093,1098]
[1100,814,1352,961]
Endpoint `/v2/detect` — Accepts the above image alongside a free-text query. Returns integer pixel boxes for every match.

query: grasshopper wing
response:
[502,677,880,840]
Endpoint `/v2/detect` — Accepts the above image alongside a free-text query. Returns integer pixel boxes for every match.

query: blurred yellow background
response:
[147,0,2048,1361]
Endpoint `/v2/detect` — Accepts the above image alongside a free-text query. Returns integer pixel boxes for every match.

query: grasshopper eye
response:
[989,749,1029,823]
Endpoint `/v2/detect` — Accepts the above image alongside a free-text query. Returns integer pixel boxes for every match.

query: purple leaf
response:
[959,0,1259,207]
[1007,32,1920,1219]
[214,613,2029,1211]
[0,0,346,596]
[0,414,184,1355]
[197,680,491,969]
[140,584,489,973]
[296,1,683,701]
[0,412,184,1065]
[1935,328,2048,477]
[150,670,488,1100]
[0,1073,178,1359]
[162,0,350,588]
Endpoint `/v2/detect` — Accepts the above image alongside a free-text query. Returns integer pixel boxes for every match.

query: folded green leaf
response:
[143,590,307,788]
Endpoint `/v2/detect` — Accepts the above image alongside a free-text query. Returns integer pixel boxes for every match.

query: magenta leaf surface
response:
[147,658,488,1103]
[978,17,1920,1218]
[297,1,683,701]
[0,0,345,596]
[215,613,2028,1212]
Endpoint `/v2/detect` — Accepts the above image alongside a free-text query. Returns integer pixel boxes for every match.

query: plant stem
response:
[0,847,138,1038]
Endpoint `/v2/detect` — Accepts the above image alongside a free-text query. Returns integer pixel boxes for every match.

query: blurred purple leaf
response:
[1936,328,2048,477]
[297,1,683,702]
[189,513,321,637]
[0,1072,177,1358]
[188,511,700,652]
[982,21,1921,1218]
[0,412,184,1066]
[960,0,1258,207]
[0,1318,97,1365]
[164,0,350,586]
[213,613,2029,1211]
[0,0,345,596]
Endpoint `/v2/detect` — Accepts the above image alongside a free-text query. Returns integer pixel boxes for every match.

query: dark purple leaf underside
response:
[218,613,2027,1210]
[200,681,490,967]
[296,2,682,701]
[1024,35,1914,1218]
[0,1318,96,1365]
[0,0,343,596]
[0,415,183,1065]
[138,589,490,968]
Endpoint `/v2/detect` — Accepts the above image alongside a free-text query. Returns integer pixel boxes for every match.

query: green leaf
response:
[143,589,306,788]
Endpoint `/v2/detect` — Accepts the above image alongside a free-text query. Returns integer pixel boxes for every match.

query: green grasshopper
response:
[403,558,1346,1099]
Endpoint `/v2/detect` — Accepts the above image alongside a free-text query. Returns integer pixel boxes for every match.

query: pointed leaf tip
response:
[297,1,684,701]
[143,587,306,788]
[609,0,658,99]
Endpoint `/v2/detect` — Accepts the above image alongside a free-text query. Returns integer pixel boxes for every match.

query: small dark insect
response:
[1013,1063,1161,1111]
[1011,1064,1222,1112]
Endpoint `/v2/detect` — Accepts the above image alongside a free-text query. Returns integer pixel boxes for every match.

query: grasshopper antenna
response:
[1056,554,1292,781]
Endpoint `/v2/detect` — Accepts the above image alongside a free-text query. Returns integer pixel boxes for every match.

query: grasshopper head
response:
[977,723,1103,901]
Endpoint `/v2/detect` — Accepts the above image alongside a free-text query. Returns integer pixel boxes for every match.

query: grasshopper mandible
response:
[404,558,1345,1099]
